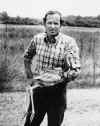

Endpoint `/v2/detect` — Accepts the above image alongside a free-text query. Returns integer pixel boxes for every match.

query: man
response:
[24,10,80,126]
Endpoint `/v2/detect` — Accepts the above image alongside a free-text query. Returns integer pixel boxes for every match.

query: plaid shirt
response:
[24,32,80,74]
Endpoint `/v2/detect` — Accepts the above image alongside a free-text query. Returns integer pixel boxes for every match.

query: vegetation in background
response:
[0,24,100,91]
[1,11,100,27]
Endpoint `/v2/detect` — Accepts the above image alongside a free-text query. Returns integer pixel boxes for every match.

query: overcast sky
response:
[0,0,100,18]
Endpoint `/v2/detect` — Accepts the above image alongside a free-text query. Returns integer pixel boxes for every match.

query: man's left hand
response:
[64,70,78,81]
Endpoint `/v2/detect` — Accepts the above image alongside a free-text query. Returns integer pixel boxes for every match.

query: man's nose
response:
[51,24,55,28]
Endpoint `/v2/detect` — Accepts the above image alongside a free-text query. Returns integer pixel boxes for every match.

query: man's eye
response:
[47,22,52,24]
[54,22,59,25]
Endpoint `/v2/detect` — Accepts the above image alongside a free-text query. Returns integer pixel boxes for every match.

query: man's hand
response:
[64,70,78,81]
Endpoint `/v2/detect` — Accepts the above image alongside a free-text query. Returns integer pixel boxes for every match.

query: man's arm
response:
[64,38,81,81]
[24,38,36,79]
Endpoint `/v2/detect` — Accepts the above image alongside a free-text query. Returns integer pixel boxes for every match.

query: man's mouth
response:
[50,30,55,33]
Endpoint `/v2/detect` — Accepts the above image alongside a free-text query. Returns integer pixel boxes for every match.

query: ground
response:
[0,88,100,126]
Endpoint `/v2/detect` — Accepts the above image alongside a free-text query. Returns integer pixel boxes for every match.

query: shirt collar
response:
[44,32,60,44]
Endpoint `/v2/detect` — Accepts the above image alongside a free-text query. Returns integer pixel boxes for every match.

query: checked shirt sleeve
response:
[65,38,81,73]
[24,37,36,62]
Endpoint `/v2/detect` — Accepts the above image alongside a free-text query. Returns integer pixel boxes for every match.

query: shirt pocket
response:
[52,47,64,67]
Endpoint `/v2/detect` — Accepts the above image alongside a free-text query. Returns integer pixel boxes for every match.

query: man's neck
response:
[46,33,59,38]
[44,34,59,44]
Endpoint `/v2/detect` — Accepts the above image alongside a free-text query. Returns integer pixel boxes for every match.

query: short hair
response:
[43,10,63,26]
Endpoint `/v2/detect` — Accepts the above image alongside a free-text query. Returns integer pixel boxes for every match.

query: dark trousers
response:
[24,82,67,126]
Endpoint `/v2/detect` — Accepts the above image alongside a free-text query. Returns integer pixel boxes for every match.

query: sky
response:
[0,0,100,18]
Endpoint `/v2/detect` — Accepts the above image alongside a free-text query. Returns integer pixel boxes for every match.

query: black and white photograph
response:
[0,0,100,126]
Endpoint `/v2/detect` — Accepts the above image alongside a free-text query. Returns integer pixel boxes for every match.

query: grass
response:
[0,24,100,90]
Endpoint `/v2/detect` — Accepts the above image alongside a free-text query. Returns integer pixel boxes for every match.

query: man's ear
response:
[60,19,63,27]
[43,18,46,25]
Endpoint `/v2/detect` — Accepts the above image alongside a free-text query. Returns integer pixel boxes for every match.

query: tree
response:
[1,11,9,24]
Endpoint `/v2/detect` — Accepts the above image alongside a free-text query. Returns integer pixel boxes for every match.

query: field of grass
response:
[0,24,100,90]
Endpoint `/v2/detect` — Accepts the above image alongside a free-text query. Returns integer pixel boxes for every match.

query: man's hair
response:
[43,10,63,25]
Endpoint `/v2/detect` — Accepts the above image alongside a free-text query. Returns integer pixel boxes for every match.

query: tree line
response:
[1,11,100,27]
[0,11,42,25]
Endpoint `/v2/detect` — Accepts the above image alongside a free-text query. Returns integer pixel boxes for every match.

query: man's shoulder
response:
[34,32,46,39]
[60,33,75,41]
[59,33,76,46]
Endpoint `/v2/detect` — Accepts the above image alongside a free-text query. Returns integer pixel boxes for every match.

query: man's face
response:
[45,14,61,36]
